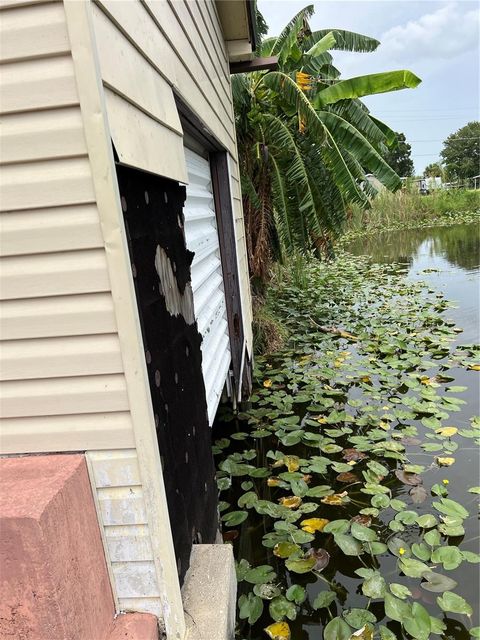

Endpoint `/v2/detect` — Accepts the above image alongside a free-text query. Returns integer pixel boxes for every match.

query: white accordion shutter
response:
[183,147,231,425]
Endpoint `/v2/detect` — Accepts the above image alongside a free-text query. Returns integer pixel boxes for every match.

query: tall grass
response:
[347,188,479,234]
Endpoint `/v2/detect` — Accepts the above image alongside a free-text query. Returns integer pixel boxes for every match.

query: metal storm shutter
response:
[183,147,231,425]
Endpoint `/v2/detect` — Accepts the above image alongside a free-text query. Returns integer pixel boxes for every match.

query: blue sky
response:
[257,0,480,175]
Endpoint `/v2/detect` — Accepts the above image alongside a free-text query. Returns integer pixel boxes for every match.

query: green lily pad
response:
[244,564,277,584]
[285,557,316,574]
[238,592,263,624]
[221,510,248,526]
[421,571,458,593]
[437,591,473,615]
[312,590,336,609]
[323,617,352,640]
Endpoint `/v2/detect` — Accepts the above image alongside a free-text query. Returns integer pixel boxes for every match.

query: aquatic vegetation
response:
[343,190,480,243]
[214,253,479,639]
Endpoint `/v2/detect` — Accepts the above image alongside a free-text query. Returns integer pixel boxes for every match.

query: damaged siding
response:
[92,0,253,352]
[117,164,218,583]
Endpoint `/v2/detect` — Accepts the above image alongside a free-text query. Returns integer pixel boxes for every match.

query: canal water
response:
[217,222,480,640]
[348,222,480,639]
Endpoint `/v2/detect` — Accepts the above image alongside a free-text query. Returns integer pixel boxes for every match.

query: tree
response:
[440,121,480,181]
[234,6,421,280]
[424,162,443,178]
[383,133,414,177]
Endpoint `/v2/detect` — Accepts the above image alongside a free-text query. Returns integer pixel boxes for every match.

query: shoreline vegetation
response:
[342,188,479,243]
[215,251,479,640]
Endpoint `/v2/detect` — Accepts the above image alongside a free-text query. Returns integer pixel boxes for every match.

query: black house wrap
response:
[116,164,218,582]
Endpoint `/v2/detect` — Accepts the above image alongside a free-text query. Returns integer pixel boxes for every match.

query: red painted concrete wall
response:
[0,454,115,640]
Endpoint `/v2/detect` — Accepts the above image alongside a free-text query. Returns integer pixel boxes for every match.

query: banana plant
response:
[234,5,421,280]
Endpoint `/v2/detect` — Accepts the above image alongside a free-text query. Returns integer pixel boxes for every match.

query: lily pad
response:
[437,591,473,615]
[244,565,277,584]
[312,590,336,609]
[285,556,316,574]
[421,571,458,593]
[323,617,352,640]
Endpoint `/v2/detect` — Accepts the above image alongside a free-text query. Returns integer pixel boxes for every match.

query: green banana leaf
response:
[314,70,422,107]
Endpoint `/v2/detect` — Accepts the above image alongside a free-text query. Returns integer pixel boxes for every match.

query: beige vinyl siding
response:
[86,450,164,617]
[0,0,134,454]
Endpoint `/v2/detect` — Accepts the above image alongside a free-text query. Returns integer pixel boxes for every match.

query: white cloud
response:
[379,2,479,62]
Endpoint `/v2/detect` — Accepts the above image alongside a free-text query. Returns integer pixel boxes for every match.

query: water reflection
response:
[348,223,480,347]
[347,223,480,273]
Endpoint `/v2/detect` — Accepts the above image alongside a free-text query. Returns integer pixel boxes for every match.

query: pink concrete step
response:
[0,453,157,640]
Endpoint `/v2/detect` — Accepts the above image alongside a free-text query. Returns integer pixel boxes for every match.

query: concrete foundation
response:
[181,544,237,640]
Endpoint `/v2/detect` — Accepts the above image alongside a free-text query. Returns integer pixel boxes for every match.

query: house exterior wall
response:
[0,0,135,453]
[0,0,252,634]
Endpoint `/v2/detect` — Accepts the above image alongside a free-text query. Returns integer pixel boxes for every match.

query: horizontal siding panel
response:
[0,412,135,454]
[0,204,103,256]
[230,176,241,201]
[95,0,177,83]
[88,449,141,488]
[0,0,48,8]
[97,0,235,154]
[92,5,181,135]
[0,293,116,340]
[0,249,111,300]
[104,89,187,183]
[0,334,124,381]
[168,0,231,107]
[145,0,233,129]
[0,55,78,114]
[98,486,147,526]
[0,107,87,165]
[105,525,153,562]
[0,374,130,418]
[0,157,95,212]
[0,2,70,63]
[201,0,228,62]
[111,562,160,598]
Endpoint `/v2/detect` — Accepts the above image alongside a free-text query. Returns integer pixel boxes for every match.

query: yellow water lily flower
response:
[300,518,330,534]
[361,375,371,383]
[398,547,406,556]
[350,625,374,640]
[285,455,300,473]
[436,457,455,466]
[467,364,480,371]
[442,479,449,485]
[264,621,291,640]
[316,416,327,424]
[321,492,348,505]
[279,496,302,509]
[436,426,458,437]
[263,379,273,388]
[267,477,282,487]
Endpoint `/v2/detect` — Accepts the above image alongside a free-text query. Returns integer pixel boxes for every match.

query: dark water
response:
[347,223,480,637]
[218,223,480,639]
